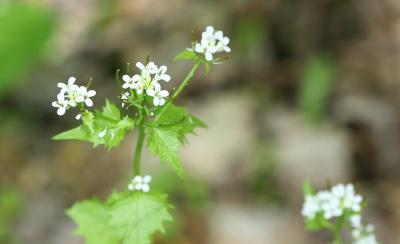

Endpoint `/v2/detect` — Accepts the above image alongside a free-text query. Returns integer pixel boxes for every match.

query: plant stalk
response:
[133,124,145,176]
[154,60,202,121]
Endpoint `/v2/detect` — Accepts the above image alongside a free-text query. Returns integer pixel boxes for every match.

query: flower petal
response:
[205,52,213,61]
[136,62,145,70]
[85,98,93,107]
[87,90,96,97]
[57,107,66,116]
[122,75,131,82]
[146,89,155,97]
[161,74,171,82]
[153,97,160,106]
[160,90,169,97]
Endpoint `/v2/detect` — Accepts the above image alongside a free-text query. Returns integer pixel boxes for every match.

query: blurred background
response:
[1,0,400,243]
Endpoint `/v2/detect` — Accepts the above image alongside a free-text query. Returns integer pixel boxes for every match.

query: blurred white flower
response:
[53,77,97,115]
[122,61,171,107]
[98,128,107,138]
[128,175,152,192]
[76,86,96,107]
[195,26,231,61]
[302,183,363,221]
[146,83,169,106]
[154,65,171,82]
[52,93,69,116]
[121,92,130,108]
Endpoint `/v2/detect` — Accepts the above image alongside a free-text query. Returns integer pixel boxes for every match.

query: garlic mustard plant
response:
[51,26,230,244]
[302,182,378,244]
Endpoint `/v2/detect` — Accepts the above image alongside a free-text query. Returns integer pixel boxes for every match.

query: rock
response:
[208,202,316,244]
[179,91,256,185]
[266,108,351,198]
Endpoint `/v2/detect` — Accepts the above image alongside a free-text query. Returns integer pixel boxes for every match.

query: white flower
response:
[121,92,130,108]
[98,128,107,138]
[52,93,69,116]
[136,61,157,76]
[57,77,78,93]
[75,113,82,120]
[146,83,169,106]
[128,175,152,193]
[195,26,231,61]
[350,215,362,228]
[301,183,363,221]
[122,75,140,89]
[154,65,171,82]
[76,86,96,107]
[122,61,171,106]
[53,76,97,116]
[302,195,320,219]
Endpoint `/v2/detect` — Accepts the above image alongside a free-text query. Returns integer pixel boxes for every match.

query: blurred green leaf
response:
[0,187,23,243]
[0,4,54,96]
[173,49,197,62]
[67,199,121,244]
[108,191,172,244]
[298,54,335,124]
[53,100,135,150]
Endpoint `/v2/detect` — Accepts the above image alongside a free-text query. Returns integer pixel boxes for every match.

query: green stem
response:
[332,227,343,244]
[133,124,145,176]
[154,60,202,121]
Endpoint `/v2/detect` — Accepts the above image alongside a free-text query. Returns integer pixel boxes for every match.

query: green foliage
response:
[147,127,184,178]
[53,100,135,150]
[154,104,206,144]
[148,104,206,178]
[173,49,198,61]
[108,192,172,244]
[303,180,315,196]
[67,199,121,244]
[298,54,335,124]
[0,187,23,243]
[0,4,54,96]
[68,192,172,244]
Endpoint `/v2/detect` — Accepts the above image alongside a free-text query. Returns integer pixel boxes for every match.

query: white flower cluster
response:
[302,183,377,244]
[195,26,231,61]
[52,77,96,116]
[302,184,363,220]
[128,175,152,193]
[350,215,378,244]
[122,62,170,106]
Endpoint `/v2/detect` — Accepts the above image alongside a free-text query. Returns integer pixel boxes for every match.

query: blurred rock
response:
[266,108,352,199]
[208,202,316,244]
[180,91,257,185]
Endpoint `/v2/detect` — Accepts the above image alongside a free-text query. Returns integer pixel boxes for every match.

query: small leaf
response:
[67,199,121,244]
[82,111,95,133]
[173,49,198,61]
[53,100,135,150]
[52,126,90,141]
[303,180,315,196]
[102,99,120,120]
[147,127,185,178]
[108,192,172,244]
[154,104,206,144]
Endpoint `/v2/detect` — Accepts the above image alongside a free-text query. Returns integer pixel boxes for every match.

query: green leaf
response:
[298,54,335,124]
[53,101,134,149]
[147,127,185,178]
[67,199,121,244]
[82,111,95,133]
[0,4,54,96]
[173,49,198,61]
[52,126,90,141]
[154,104,206,144]
[102,99,120,120]
[303,180,315,196]
[108,192,172,244]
